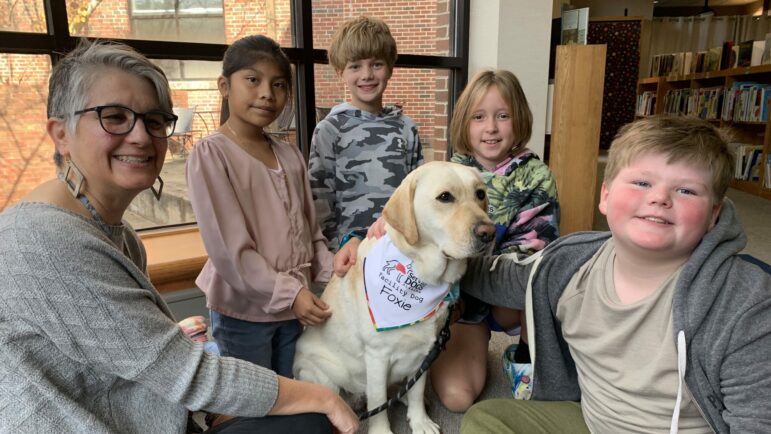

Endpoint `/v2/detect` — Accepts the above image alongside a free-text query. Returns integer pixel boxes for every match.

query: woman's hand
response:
[325,393,359,434]
[291,287,331,326]
[271,377,358,433]
[333,238,361,277]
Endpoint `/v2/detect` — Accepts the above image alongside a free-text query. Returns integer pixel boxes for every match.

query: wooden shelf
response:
[731,179,761,195]
[140,226,207,293]
[725,120,767,127]
[639,76,663,85]
[731,180,771,200]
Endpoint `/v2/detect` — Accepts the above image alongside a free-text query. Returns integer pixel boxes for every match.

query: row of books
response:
[721,81,771,123]
[729,143,764,181]
[766,155,771,189]
[648,38,771,78]
[650,49,722,77]
[636,91,657,117]
[659,82,771,123]
[661,87,723,120]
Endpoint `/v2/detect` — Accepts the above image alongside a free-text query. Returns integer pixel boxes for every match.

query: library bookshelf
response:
[636,64,771,201]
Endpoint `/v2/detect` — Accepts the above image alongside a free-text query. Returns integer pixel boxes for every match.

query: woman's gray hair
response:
[48,40,173,167]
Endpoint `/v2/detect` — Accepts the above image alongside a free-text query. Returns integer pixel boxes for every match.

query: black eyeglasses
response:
[74,105,179,139]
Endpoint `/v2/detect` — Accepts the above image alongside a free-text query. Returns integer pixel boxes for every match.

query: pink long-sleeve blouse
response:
[186,132,333,322]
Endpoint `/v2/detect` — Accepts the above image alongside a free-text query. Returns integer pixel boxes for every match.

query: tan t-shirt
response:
[556,239,711,433]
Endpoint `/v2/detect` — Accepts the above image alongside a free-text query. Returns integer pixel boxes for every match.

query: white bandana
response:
[363,234,451,331]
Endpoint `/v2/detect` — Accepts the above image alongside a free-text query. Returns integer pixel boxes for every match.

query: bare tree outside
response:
[68,0,105,34]
[0,55,52,211]
[0,0,46,33]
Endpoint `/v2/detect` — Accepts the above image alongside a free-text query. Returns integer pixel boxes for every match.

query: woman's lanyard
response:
[58,173,128,253]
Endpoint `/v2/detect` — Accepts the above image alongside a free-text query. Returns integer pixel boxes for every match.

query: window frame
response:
[0,0,470,288]
[130,0,224,16]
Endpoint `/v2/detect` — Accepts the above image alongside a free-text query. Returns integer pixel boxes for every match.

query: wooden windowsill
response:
[140,226,207,293]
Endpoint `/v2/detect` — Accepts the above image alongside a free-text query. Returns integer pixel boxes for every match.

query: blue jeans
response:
[210,310,301,377]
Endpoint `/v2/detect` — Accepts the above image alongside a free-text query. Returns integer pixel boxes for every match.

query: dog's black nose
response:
[474,223,495,243]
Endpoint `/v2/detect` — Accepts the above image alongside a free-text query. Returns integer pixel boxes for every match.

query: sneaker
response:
[502,343,533,400]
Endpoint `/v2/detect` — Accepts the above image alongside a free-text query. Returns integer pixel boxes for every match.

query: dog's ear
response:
[383,172,419,245]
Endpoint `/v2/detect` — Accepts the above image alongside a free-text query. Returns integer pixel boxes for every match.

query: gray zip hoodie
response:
[461,200,771,433]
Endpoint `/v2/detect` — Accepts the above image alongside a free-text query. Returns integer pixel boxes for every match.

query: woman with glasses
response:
[0,40,357,434]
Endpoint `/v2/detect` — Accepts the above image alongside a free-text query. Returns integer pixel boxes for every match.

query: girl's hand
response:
[334,238,361,276]
[367,216,387,239]
[292,288,331,326]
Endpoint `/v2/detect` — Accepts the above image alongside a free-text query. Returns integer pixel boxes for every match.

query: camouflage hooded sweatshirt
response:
[308,102,423,250]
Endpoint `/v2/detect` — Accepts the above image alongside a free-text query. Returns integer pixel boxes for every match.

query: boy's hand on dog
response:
[367,215,387,239]
[292,288,332,326]
[334,218,387,277]
[334,238,360,276]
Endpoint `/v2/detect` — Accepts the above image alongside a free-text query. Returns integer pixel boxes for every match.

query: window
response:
[130,0,226,44]
[0,0,469,230]
[131,0,223,15]
[0,0,47,33]
[0,54,52,211]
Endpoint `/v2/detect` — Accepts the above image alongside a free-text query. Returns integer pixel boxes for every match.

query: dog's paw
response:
[409,417,440,434]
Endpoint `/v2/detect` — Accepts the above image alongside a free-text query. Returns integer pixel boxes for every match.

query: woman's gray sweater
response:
[0,203,279,433]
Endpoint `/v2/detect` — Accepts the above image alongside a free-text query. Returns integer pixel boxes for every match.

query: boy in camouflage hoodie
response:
[308,16,423,250]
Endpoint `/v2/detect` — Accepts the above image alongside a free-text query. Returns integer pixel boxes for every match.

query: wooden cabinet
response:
[550,44,607,235]
[636,65,771,201]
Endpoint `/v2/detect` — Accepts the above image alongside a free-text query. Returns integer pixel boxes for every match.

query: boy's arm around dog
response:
[460,232,610,403]
[459,202,771,432]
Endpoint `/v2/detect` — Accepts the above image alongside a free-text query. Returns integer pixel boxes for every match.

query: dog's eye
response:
[475,189,486,201]
[436,192,455,203]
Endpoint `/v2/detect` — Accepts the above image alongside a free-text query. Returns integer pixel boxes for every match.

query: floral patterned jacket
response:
[452,149,560,257]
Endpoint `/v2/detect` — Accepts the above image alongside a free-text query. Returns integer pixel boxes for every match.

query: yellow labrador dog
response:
[294,161,495,434]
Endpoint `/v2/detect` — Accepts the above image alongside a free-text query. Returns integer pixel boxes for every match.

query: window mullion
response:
[292,0,316,158]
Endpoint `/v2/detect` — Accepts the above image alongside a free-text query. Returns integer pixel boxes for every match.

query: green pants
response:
[461,400,590,434]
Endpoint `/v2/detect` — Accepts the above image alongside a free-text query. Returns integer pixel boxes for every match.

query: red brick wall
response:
[71,0,131,37]
[0,54,54,210]
[1,0,47,33]
[311,0,450,161]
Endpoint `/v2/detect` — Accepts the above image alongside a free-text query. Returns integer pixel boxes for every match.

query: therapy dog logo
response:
[379,260,425,296]
[382,260,408,282]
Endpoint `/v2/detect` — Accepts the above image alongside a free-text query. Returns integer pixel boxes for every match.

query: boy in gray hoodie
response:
[308,16,423,250]
[459,115,771,433]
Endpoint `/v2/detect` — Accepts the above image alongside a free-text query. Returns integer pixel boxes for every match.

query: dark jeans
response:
[205,413,332,434]
[210,310,302,378]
